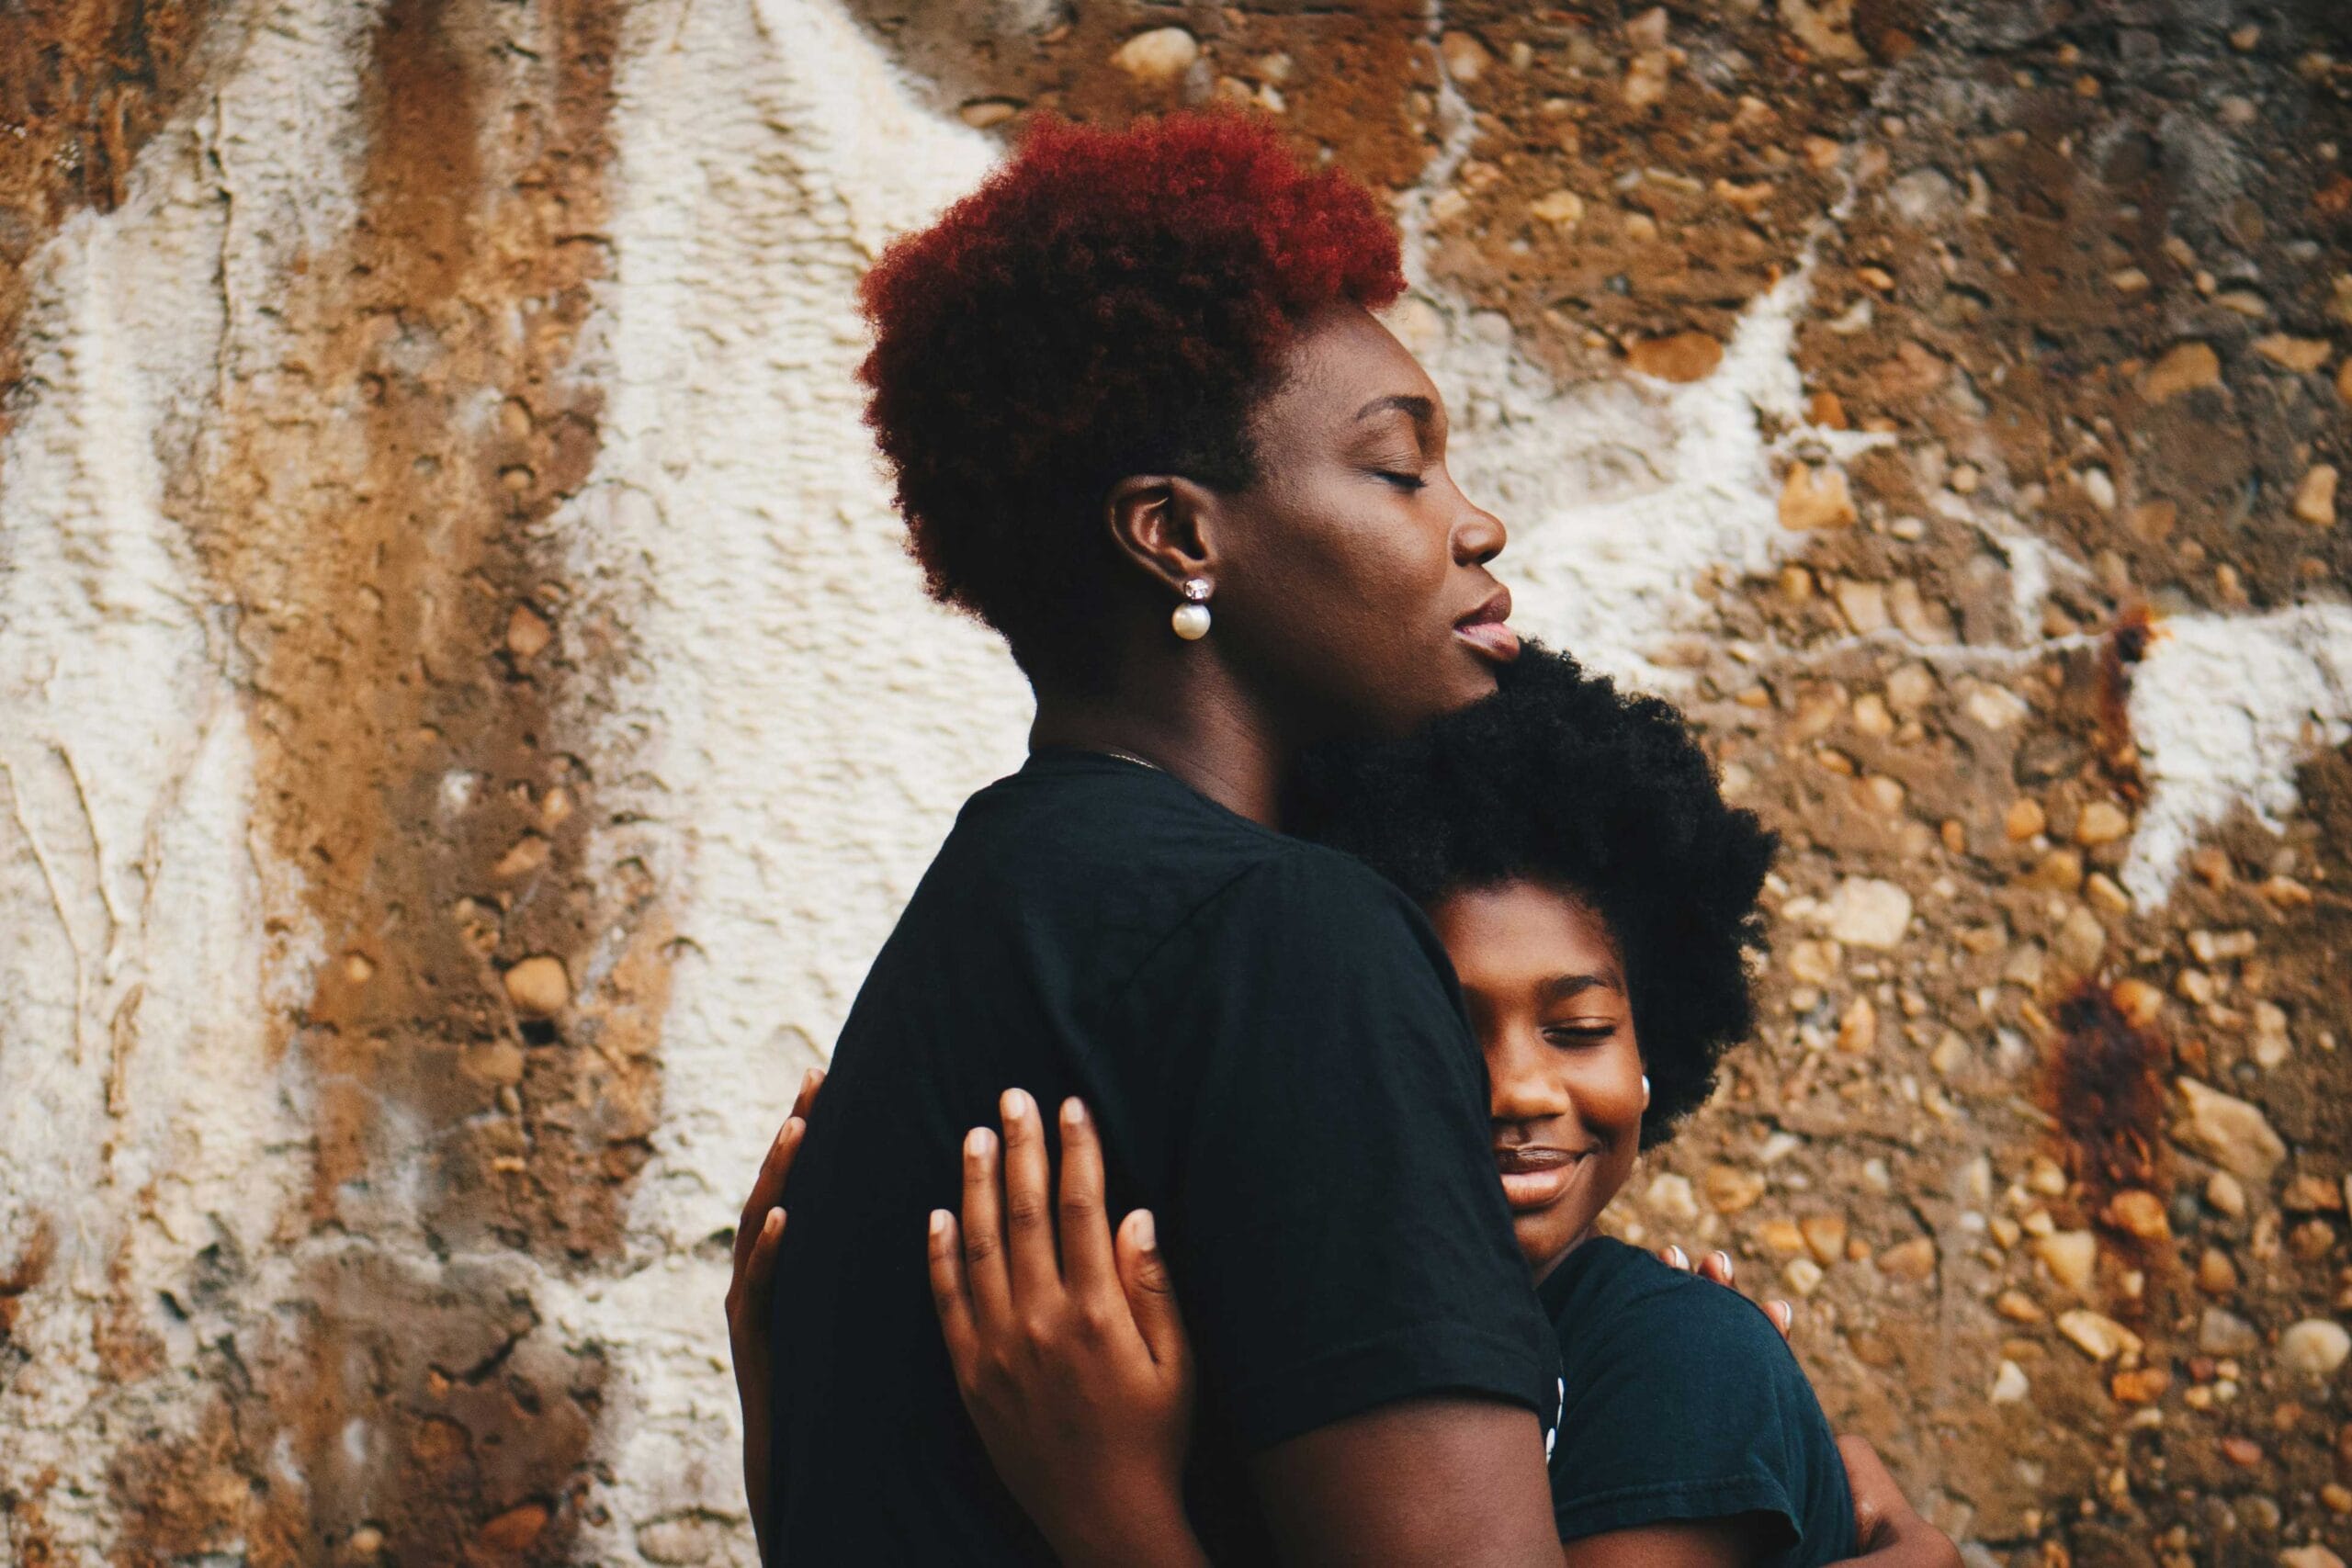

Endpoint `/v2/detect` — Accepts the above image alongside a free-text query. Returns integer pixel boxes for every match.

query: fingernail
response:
[784,1115,804,1141]
[1133,1210,1157,1250]
[1712,1251,1734,1281]
[929,1208,949,1239]
[1001,1087,1033,1122]
[1062,1097,1087,1127]
[1668,1246,1689,1269]
[966,1126,994,1158]
[766,1208,786,1235]
[802,1067,820,1093]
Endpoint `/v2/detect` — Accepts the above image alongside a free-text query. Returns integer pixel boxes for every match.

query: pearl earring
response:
[1640,1075,1651,1105]
[1171,577,1213,641]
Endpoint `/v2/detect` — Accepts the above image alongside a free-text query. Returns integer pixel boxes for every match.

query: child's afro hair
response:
[1292,645,1779,1147]
[857,112,1405,680]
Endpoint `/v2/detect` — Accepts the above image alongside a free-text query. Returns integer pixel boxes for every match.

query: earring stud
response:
[1640,1074,1651,1105]
[1171,577,1213,641]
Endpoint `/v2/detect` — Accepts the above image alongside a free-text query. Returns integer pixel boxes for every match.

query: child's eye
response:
[1375,470,1428,491]
[1544,1024,1617,1047]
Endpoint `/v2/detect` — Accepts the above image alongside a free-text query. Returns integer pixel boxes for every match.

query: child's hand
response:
[727,1066,824,1556]
[1657,1245,1795,1337]
[929,1090,1207,1568]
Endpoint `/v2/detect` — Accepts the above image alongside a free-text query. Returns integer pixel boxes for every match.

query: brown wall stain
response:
[0,0,222,446]
[110,0,652,1560]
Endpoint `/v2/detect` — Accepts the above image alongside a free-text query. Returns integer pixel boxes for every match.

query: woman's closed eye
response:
[1544,1021,1621,1047]
[1372,468,1428,491]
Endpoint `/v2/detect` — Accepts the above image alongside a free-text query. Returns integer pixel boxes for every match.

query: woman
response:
[761,107,1564,1564]
[751,109,1951,1568]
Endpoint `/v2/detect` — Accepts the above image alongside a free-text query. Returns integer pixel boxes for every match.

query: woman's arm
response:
[927,1090,1208,1568]
[725,1066,824,1562]
[1559,1519,1761,1568]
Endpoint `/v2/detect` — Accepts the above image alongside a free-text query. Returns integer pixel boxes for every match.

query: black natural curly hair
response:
[857,113,1404,682]
[1292,644,1779,1147]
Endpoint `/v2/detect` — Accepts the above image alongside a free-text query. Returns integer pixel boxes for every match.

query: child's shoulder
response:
[1550,1237,1792,1364]
[1545,1238,1857,1563]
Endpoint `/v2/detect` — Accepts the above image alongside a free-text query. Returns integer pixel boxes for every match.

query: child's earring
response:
[1640,1074,1651,1107]
[1171,577,1213,641]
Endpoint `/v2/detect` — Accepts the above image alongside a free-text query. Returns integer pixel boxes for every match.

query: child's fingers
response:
[960,1125,1014,1331]
[733,1115,805,1279]
[928,1209,984,1382]
[789,1066,827,1124]
[998,1089,1061,1306]
[1056,1099,1117,1298]
[741,1207,786,1311]
[1115,1210,1191,1382]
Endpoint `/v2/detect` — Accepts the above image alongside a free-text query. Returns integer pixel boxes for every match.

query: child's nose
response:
[1488,1036,1575,1122]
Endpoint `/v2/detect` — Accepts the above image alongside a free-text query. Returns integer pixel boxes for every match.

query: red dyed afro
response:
[858,112,1405,678]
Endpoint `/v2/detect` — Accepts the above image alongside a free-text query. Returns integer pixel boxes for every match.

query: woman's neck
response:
[1030,665,1292,828]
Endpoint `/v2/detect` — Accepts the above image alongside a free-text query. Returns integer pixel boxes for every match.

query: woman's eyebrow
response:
[1352,392,1437,427]
[1536,971,1623,1005]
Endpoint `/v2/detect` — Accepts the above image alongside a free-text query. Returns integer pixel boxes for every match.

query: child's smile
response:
[1429,879,1649,1278]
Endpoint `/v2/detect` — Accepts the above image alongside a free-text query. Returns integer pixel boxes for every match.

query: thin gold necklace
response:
[1093,746,1166,773]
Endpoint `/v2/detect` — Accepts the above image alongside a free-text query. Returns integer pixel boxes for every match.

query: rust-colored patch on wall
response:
[120,0,650,1558]
[1,1469,63,1568]
[2031,987,2173,1297]
[2040,982,2171,1211]
[0,1213,57,1350]
[0,0,221,446]
[2093,605,2154,797]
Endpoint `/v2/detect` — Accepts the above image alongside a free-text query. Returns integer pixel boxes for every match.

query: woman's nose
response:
[1451,490,1507,567]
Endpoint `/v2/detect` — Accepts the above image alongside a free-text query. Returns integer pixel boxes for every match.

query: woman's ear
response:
[1105,474,1222,597]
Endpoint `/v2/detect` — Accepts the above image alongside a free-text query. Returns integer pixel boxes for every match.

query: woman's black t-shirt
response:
[768,750,1558,1562]
[1541,1237,1856,1565]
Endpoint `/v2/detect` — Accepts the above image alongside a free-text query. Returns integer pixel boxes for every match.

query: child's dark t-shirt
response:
[1542,1237,1856,1565]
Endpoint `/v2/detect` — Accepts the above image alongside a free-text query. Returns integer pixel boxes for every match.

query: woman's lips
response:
[1454,619,1522,662]
[1455,588,1521,663]
[1495,1145,1584,1211]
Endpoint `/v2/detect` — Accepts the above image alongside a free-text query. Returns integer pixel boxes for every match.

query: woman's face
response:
[1427,881,1645,1278]
[1203,304,1517,739]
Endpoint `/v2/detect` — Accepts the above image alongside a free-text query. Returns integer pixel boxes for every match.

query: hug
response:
[726,111,1962,1568]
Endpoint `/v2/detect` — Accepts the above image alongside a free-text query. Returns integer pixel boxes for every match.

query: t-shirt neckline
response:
[1019,745,1288,841]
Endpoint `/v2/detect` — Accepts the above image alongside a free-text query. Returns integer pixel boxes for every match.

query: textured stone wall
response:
[0,0,2345,1562]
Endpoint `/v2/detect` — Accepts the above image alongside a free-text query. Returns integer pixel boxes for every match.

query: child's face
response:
[1427,881,1646,1278]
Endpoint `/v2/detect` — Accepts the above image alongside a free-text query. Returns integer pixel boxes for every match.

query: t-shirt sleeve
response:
[1110,846,1558,1454]
[1547,1275,1845,1551]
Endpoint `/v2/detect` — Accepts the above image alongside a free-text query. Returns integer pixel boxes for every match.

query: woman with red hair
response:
[735,112,1947,1568]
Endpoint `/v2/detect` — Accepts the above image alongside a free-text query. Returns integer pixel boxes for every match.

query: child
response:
[1295,643,1847,1568]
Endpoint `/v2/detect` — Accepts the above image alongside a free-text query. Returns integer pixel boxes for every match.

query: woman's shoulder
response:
[1164,830,1425,929]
